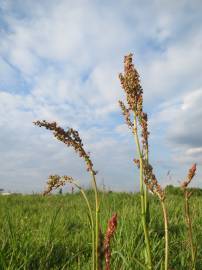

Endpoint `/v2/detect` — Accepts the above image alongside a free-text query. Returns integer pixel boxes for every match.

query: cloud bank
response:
[0,0,202,192]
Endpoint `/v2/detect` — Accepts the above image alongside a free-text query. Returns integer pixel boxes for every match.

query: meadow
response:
[1,54,201,270]
[0,191,202,269]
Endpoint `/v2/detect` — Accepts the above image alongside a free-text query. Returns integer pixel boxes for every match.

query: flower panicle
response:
[43,175,74,195]
[119,53,143,115]
[140,112,149,153]
[104,213,118,270]
[119,54,150,155]
[143,161,165,201]
[133,158,140,169]
[118,100,133,129]
[181,163,197,190]
[33,120,96,175]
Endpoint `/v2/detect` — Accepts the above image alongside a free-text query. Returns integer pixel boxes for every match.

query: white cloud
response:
[0,0,202,192]
[149,88,202,187]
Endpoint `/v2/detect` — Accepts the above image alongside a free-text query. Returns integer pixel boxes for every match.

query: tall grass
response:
[33,122,104,270]
[0,193,202,269]
[119,54,169,269]
[181,164,198,270]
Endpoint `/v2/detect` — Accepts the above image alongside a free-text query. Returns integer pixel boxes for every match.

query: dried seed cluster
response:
[119,54,149,154]
[140,112,149,152]
[118,100,133,129]
[104,213,118,270]
[119,54,164,201]
[181,163,197,190]
[33,120,96,175]
[133,158,140,168]
[143,161,165,201]
[43,175,73,195]
[119,53,143,112]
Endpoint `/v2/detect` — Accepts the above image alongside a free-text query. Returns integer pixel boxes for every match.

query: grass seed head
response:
[33,120,96,175]
[119,53,143,113]
[119,54,149,156]
[43,175,74,195]
[143,161,165,201]
[140,112,149,153]
[133,158,140,168]
[181,163,197,190]
[118,100,133,129]
[104,213,118,270]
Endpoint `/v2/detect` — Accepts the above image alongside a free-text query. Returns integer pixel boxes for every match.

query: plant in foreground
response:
[104,213,118,270]
[181,163,197,270]
[33,121,99,270]
[119,54,168,270]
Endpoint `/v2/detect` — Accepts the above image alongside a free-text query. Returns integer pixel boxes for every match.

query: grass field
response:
[0,192,201,269]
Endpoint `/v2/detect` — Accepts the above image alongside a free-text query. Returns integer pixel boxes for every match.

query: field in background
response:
[0,192,202,269]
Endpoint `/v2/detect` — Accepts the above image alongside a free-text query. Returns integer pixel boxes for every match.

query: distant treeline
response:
[165,185,202,196]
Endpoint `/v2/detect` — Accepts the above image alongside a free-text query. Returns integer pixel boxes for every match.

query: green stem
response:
[160,199,169,270]
[133,115,152,270]
[184,192,196,270]
[67,179,95,270]
[91,171,99,270]
[144,145,150,226]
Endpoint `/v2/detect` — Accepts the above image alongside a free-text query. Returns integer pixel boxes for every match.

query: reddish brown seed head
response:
[188,163,197,181]
[181,163,197,190]
[34,120,96,175]
[104,213,118,270]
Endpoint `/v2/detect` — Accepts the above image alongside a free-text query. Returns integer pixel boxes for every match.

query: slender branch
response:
[44,175,96,270]
[133,115,152,270]
[69,179,96,270]
[160,199,169,270]
[184,192,196,270]
[181,164,197,270]
[144,146,149,222]
[90,171,99,270]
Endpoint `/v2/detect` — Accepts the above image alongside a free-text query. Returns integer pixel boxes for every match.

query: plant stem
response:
[91,171,99,270]
[160,199,169,270]
[144,146,149,222]
[133,115,152,270]
[184,192,196,270]
[68,179,95,270]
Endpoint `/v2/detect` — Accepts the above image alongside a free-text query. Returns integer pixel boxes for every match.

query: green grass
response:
[0,192,201,269]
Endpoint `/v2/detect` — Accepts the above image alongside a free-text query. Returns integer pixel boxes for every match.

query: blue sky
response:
[0,0,202,193]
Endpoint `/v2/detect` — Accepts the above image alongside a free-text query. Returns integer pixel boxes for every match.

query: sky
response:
[0,0,202,193]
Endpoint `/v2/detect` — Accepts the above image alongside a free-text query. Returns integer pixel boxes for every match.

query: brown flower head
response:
[119,54,150,156]
[33,120,96,175]
[119,53,143,113]
[140,112,149,153]
[143,161,165,201]
[104,213,118,270]
[118,100,133,129]
[43,175,75,195]
[181,163,197,190]
[133,158,140,169]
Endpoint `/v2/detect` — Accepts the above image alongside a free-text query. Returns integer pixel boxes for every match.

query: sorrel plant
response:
[31,54,200,270]
[33,121,100,270]
[181,164,197,270]
[118,54,169,270]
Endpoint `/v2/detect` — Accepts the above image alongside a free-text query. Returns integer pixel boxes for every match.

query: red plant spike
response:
[104,213,118,270]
